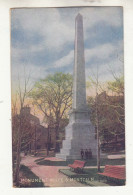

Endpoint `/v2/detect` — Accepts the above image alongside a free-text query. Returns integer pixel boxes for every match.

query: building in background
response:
[12,107,56,154]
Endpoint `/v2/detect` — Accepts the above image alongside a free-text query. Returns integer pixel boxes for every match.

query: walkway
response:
[108,154,125,159]
[21,156,86,187]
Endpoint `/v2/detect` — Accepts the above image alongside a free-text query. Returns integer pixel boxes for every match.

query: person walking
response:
[80,149,84,160]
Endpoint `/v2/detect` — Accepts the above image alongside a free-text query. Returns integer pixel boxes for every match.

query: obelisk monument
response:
[56,13,97,160]
[73,13,86,111]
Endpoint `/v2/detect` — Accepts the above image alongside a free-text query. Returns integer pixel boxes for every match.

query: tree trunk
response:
[97,131,101,172]
[47,127,50,156]
[14,117,22,186]
[96,94,101,172]
[54,125,60,153]
[34,126,37,155]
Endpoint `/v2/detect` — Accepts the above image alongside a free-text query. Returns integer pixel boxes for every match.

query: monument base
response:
[56,110,97,160]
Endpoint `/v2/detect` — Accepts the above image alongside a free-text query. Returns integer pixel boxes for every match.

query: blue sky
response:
[11,7,124,93]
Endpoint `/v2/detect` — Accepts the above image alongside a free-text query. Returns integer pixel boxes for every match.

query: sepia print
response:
[11,7,125,187]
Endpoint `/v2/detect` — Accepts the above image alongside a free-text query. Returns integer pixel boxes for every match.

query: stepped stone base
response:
[56,110,97,160]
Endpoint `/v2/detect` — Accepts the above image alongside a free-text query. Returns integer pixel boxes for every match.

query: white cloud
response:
[11,61,48,92]
[51,40,123,70]
[54,50,74,68]
[12,7,123,52]
[11,7,123,91]
[86,56,124,83]
[12,8,75,51]
[80,7,122,39]
[85,40,123,81]
[85,40,123,63]
[11,42,45,68]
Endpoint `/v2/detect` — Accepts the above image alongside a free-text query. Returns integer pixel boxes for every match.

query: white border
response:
[0,0,133,194]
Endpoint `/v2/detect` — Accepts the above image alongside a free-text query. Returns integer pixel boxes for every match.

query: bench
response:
[68,160,86,173]
[98,165,125,184]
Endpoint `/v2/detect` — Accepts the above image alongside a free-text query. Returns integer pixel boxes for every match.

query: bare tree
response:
[12,69,34,186]
[88,67,101,171]
[87,65,124,171]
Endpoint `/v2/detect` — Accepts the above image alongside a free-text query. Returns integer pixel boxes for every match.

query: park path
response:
[108,154,125,159]
[21,155,86,187]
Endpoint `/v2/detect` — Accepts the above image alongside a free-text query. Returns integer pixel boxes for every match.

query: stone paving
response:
[21,156,87,187]
[21,155,125,187]
[107,154,125,159]
[44,157,65,161]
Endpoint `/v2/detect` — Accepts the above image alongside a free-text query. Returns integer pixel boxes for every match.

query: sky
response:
[11,7,124,95]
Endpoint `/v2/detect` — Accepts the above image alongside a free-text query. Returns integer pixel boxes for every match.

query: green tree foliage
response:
[107,76,124,95]
[29,72,73,152]
[107,75,124,128]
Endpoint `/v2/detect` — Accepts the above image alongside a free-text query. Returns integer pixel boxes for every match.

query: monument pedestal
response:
[56,110,97,160]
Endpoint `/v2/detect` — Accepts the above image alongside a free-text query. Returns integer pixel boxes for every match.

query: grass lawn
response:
[34,157,45,162]
[59,168,124,186]
[59,168,104,180]
[19,165,45,187]
[83,168,125,186]
[59,168,108,186]
[36,157,125,167]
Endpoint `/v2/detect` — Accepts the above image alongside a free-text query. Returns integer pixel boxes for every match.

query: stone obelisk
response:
[56,13,97,160]
[73,13,86,111]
